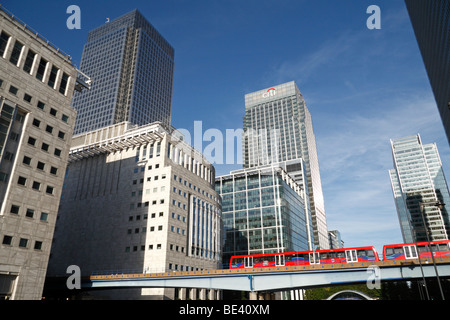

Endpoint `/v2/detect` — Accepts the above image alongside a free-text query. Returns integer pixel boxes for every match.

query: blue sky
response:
[4,0,449,254]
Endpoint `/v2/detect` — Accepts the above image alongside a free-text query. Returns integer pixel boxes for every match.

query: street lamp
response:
[418,200,446,300]
[411,225,430,300]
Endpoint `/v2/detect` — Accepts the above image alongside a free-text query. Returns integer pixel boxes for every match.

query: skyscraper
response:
[243,81,328,249]
[71,9,174,135]
[389,134,450,243]
[404,0,450,143]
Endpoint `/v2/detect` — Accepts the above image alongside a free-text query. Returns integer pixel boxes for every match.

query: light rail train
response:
[229,240,450,269]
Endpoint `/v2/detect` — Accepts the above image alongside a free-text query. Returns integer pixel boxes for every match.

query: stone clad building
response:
[47,121,222,300]
[0,6,83,299]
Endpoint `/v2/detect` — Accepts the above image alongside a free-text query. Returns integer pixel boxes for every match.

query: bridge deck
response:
[85,257,450,292]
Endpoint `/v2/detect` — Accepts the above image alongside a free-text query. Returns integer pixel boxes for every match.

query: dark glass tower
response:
[404,0,450,143]
[71,9,174,134]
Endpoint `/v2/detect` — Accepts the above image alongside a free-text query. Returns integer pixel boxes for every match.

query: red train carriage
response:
[383,240,450,261]
[229,246,379,269]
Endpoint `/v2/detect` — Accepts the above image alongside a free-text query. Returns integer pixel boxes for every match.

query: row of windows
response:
[22,155,58,176]
[32,117,66,140]
[9,204,49,221]
[129,199,165,209]
[128,211,186,222]
[27,134,63,157]
[2,234,43,250]
[17,175,55,195]
[173,174,218,203]
[128,224,186,234]
[0,30,71,95]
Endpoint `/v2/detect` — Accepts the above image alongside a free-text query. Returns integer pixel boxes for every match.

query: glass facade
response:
[71,9,174,134]
[243,81,328,249]
[216,166,314,268]
[405,0,450,143]
[389,134,450,243]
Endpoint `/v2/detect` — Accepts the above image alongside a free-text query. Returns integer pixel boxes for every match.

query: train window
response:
[417,245,428,253]
[385,248,394,256]
[320,253,329,259]
[366,250,375,257]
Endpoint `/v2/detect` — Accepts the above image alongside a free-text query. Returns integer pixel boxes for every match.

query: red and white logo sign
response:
[262,88,277,98]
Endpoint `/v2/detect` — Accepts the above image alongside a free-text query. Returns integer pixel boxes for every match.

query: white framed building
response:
[47,121,222,300]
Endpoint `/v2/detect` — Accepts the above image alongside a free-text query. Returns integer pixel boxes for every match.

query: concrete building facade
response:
[0,7,80,299]
[47,122,222,300]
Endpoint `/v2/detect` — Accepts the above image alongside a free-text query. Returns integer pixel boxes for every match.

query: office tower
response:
[0,7,82,299]
[389,134,450,243]
[404,0,450,143]
[243,81,328,249]
[47,121,221,300]
[216,161,313,265]
[328,230,344,249]
[71,9,174,135]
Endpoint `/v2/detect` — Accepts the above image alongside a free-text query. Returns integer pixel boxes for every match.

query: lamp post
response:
[418,200,446,300]
[411,225,430,300]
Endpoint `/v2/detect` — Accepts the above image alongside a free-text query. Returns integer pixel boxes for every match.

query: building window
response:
[37,101,45,110]
[27,137,36,146]
[54,148,61,157]
[48,66,58,88]
[59,72,69,94]
[19,238,28,248]
[23,93,32,103]
[32,118,41,128]
[0,31,10,57]
[23,49,36,73]
[26,208,34,218]
[36,58,48,81]
[34,241,43,250]
[10,204,20,214]
[37,161,45,170]
[32,181,41,191]
[17,176,27,186]
[22,156,32,165]
[2,235,12,245]
[50,166,58,175]
[40,212,48,222]
[8,85,18,95]
[45,125,53,134]
[9,40,23,65]
[41,143,49,152]
[46,185,54,195]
